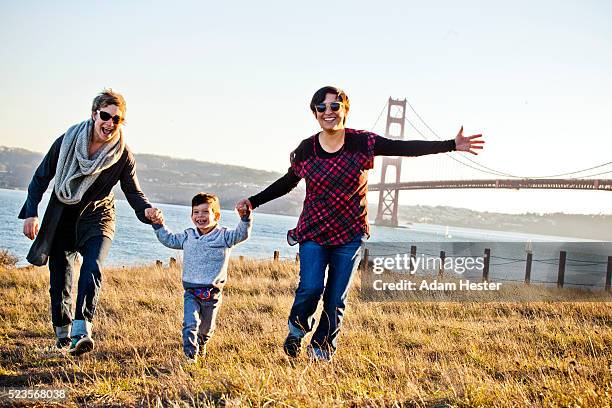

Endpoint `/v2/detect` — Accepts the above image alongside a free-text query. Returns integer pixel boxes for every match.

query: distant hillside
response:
[0,146,304,215]
[2,146,611,240]
[393,204,612,241]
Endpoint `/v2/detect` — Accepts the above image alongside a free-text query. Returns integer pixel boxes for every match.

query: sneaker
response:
[68,335,95,356]
[283,334,302,358]
[306,345,333,362]
[56,337,71,350]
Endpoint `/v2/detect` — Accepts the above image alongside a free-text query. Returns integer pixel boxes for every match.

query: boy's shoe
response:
[283,334,302,358]
[55,337,71,350]
[68,335,95,356]
[306,345,333,363]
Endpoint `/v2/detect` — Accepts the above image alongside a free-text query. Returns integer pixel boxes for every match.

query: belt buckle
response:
[194,288,212,301]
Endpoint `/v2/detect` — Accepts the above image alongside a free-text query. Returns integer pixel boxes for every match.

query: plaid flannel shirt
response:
[288,129,376,246]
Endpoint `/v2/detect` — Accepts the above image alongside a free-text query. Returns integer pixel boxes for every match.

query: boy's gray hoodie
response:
[154,217,251,289]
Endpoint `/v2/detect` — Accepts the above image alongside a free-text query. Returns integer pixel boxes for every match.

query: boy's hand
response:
[238,205,251,219]
[235,198,252,219]
[145,207,164,224]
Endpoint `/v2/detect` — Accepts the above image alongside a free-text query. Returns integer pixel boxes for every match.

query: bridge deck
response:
[368,178,612,191]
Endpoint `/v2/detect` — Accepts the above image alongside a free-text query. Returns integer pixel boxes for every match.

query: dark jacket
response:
[18,135,153,266]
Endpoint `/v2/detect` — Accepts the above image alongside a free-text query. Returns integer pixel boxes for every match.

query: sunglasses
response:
[314,101,344,113]
[97,110,123,124]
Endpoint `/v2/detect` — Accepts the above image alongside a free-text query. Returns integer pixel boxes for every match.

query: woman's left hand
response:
[145,207,164,224]
[454,126,485,155]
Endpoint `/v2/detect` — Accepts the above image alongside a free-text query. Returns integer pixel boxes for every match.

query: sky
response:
[1,0,611,215]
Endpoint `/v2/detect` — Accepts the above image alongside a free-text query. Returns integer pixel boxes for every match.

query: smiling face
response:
[91,104,123,144]
[314,93,347,132]
[191,203,221,234]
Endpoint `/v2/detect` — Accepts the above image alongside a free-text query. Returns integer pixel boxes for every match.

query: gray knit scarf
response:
[54,119,125,205]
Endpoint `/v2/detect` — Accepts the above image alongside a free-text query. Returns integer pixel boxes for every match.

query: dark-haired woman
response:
[19,89,163,356]
[237,86,484,361]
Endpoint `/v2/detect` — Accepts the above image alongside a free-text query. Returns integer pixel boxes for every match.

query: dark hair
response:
[91,88,127,118]
[191,192,220,214]
[309,86,350,113]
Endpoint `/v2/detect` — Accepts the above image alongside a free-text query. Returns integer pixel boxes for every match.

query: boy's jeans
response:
[183,290,221,358]
[48,235,112,338]
[288,234,364,354]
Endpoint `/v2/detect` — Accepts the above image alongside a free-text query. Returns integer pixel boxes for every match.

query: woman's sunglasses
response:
[314,102,344,113]
[97,110,123,124]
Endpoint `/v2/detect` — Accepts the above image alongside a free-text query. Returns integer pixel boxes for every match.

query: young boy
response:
[152,192,252,362]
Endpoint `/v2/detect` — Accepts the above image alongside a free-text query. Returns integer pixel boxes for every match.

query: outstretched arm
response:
[240,168,301,210]
[453,126,485,155]
[153,224,187,250]
[224,215,252,248]
[374,127,484,157]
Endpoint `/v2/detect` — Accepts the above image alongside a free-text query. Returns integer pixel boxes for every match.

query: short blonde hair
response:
[92,88,127,118]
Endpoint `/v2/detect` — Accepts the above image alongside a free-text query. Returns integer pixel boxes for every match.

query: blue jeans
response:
[288,234,364,353]
[183,290,221,358]
[48,235,112,336]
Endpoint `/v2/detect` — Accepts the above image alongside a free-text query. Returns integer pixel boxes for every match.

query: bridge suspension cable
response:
[575,169,612,179]
[405,100,522,178]
[405,117,518,178]
[370,101,389,132]
[405,99,612,180]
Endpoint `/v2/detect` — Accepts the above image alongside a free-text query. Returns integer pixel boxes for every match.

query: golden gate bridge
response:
[369,98,612,227]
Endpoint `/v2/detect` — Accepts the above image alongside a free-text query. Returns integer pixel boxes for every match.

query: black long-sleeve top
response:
[249,132,455,208]
[18,134,152,265]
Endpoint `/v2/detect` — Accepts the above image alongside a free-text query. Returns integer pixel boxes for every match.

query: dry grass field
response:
[0,259,611,407]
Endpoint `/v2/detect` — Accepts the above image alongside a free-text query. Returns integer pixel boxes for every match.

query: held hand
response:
[236,198,253,219]
[455,126,485,155]
[23,217,39,240]
[238,205,252,219]
[145,207,164,224]
[235,198,252,212]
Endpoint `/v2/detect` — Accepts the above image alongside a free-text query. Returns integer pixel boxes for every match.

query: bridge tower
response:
[375,97,407,227]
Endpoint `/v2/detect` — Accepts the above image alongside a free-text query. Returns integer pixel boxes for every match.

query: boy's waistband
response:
[185,287,221,301]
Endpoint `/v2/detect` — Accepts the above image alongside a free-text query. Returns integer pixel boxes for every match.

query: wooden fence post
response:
[169,257,177,268]
[295,253,300,264]
[273,250,280,262]
[155,260,163,268]
[410,245,417,273]
[524,252,532,284]
[483,248,490,282]
[557,251,566,288]
[439,251,445,276]
[606,256,611,292]
[361,248,369,272]
[239,255,244,262]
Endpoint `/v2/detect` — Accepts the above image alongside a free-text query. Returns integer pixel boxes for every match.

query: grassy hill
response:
[0,260,610,407]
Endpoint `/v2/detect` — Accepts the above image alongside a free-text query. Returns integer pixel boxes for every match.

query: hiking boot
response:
[283,334,302,358]
[68,335,94,356]
[55,337,71,350]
